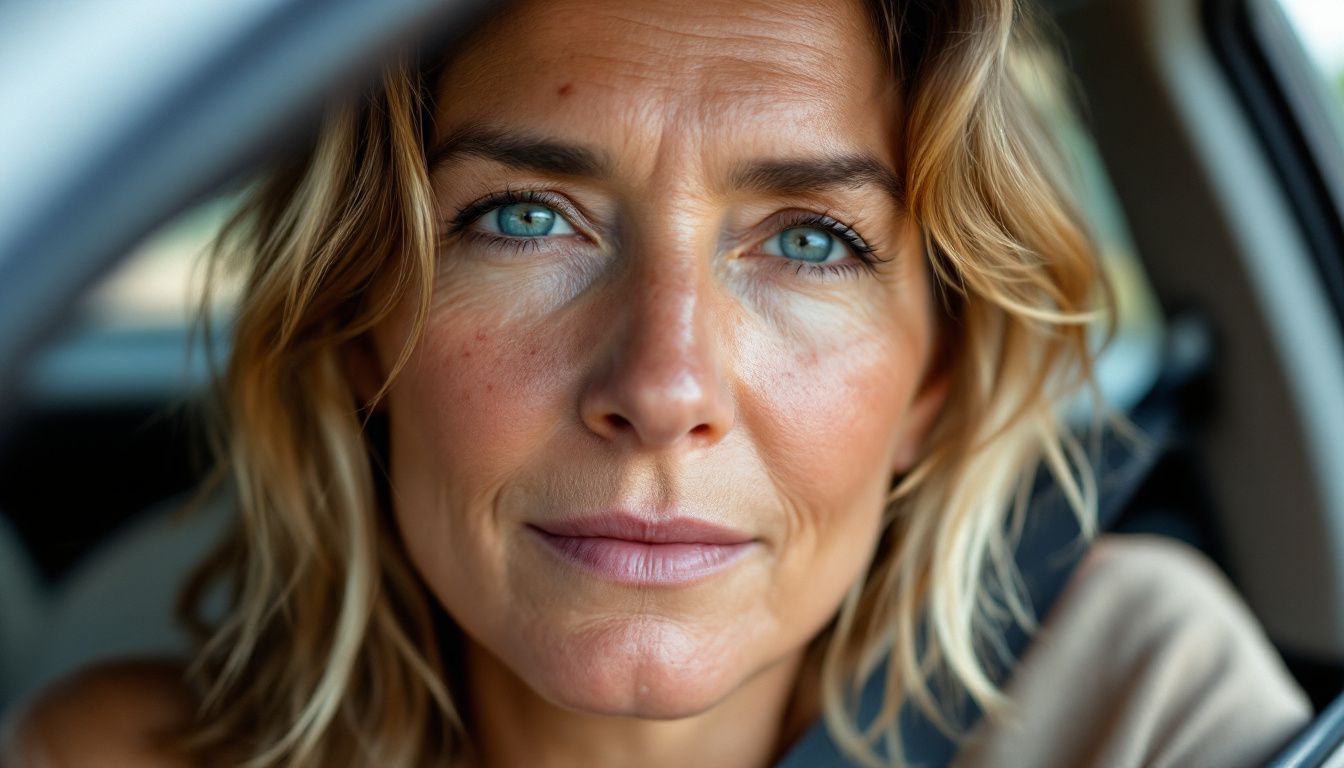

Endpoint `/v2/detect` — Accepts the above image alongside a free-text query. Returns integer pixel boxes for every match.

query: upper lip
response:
[529,512,754,545]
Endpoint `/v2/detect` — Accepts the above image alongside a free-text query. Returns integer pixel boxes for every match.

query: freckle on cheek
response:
[557,83,572,96]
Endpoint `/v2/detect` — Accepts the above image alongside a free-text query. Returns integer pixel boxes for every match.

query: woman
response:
[4,0,1310,765]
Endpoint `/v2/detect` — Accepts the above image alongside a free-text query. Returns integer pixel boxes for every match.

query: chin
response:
[518,614,746,719]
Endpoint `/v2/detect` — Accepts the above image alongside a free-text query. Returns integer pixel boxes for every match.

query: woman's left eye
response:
[476,202,577,238]
[762,226,845,264]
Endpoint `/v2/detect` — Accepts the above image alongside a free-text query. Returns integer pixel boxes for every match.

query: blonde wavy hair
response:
[179,0,1109,765]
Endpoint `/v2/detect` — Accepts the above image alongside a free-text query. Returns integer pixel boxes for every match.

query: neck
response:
[463,638,823,768]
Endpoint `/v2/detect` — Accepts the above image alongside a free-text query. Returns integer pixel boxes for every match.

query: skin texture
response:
[22,0,1298,759]
[4,1,946,766]
[366,0,949,765]
[0,1,946,768]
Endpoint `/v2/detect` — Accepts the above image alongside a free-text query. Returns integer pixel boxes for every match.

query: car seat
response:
[0,489,232,711]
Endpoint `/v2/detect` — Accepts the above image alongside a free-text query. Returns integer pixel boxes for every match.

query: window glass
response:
[17,197,240,408]
[1278,0,1344,139]
[79,195,240,329]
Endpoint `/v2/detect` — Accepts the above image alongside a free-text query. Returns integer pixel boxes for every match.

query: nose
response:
[579,250,735,451]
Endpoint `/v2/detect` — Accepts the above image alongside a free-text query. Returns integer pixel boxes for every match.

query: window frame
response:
[1207,0,1344,326]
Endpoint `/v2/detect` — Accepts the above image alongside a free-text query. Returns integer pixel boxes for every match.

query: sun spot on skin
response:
[487,384,494,393]
[557,82,573,96]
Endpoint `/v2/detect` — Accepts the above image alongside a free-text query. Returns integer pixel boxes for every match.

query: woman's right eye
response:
[475,202,577,239]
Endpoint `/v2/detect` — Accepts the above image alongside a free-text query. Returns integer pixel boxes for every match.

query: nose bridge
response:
[630,250,713,387]
[580,228,735,450]
[624,169,721,367]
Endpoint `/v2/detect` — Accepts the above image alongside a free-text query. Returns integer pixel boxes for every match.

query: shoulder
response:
[957,534,1311,768]
[1,658,195,767]
[1063,534,1296,673]
[1054,534,1311,724]
[1067,532,1253,630]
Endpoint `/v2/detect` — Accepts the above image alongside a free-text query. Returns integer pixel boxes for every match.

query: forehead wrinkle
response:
[436,0,903,204]
[488,0,880,102]
[616,24,863,103]
[595,0,870,64]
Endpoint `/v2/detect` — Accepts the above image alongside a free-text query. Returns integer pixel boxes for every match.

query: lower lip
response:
[528,527,755,586]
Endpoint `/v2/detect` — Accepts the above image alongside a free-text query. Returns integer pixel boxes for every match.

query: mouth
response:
[526,513,758,587]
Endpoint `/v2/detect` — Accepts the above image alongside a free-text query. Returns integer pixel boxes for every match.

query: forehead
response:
[435,0,900,172]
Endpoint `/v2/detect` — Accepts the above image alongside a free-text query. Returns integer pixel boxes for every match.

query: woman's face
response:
[370,0,945,719]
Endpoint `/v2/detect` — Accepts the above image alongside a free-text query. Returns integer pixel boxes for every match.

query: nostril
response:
[605,414,632,432]
[690,423,712,437]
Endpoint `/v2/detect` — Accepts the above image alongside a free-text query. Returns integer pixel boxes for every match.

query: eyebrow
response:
[427,125,905,204]
[428,124,609,178]
[730,154,905,205]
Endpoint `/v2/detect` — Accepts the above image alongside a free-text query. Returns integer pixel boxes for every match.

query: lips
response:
[527,512,757,586]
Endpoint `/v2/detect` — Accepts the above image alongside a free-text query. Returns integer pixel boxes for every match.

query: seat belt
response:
[774,383,1182,767]
[1267,688,1344,767]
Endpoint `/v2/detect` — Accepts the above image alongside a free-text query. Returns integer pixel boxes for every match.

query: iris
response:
[497,203,558,237]
[777,226,836,263]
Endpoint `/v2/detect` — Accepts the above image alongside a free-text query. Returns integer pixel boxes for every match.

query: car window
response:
[1277,0,1344,144]
[79,195,240,331]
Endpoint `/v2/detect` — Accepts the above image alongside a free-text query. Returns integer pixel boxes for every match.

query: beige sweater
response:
[952,534,1312,768]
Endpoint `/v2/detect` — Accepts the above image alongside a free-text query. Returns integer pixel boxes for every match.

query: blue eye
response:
[498,203,553,236]
[767,226,841,263]
[481,202,576,238]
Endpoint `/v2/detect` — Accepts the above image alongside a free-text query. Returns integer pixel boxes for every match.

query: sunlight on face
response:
[372,0,945,719]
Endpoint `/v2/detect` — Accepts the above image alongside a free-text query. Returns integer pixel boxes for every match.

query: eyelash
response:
[444,189,885,279]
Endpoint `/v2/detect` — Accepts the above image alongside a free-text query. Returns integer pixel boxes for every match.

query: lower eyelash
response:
[787,260,868,280]
[462,231,551,253]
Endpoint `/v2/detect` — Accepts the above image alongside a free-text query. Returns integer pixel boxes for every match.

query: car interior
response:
[1,0,1343,763]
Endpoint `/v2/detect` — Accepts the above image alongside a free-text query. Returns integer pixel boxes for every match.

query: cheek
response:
[736,299,928,622]
[739,307,921,514]
[386,298,570,497]
[378,287,580,612]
